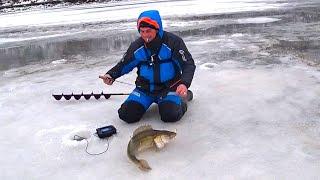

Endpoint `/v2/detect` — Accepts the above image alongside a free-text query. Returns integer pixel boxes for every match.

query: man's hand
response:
[99,74,114,85]
[176,84,188,98]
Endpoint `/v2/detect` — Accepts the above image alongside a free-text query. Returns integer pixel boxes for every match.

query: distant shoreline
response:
[0,1,62,10]
[0,0,117,11]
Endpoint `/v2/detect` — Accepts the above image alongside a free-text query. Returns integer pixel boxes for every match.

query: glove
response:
[99,74,114,85]
[176,84,188,98]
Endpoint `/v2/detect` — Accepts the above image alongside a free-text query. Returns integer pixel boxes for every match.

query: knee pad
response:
[159,101,187,122]
[118,101,145,123]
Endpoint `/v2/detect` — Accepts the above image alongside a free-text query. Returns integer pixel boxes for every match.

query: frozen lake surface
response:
[0,0,320,179]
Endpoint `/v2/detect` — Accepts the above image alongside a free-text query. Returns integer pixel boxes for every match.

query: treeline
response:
[0,0,117,9]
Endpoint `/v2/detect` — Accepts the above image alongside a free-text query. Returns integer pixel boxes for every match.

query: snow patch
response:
[231,33,245,37]
[51,59,67,64]
[36,125,77,137]
[62,127,92,147]
[237,17,281,24]
[220,60,246,68]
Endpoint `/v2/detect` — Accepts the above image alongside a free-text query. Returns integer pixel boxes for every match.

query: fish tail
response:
[128,150,151,171]
[138,159,151,171]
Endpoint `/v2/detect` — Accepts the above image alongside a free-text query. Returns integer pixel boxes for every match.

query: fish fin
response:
[133,125,153,136]
[154,136,165,149]
[138,159,152,171]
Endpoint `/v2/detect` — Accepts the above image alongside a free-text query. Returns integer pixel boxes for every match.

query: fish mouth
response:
[169,132,177,139]
[160,132,176,142]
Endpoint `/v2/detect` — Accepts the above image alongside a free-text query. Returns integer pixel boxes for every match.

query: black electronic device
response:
[96,125,117,138]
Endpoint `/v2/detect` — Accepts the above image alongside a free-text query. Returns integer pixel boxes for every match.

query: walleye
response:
[127,125,177,171]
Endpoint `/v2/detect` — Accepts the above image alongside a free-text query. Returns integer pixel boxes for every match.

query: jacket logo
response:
[179,50,187,61]
[132,91,140,97]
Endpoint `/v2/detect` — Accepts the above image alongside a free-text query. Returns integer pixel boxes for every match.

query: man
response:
[100,10,196,123]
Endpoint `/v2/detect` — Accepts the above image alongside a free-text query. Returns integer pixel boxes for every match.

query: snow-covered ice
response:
[0,0,320,179]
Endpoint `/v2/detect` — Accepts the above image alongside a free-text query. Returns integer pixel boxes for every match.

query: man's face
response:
[139,27,157,43]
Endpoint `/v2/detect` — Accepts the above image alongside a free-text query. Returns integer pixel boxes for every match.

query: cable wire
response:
[74,135,110,156]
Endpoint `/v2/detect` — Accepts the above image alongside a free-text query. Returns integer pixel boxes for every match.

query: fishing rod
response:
[52,91,130,101]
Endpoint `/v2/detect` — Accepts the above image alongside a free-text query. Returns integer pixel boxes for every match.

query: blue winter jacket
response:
[107,10,196,95]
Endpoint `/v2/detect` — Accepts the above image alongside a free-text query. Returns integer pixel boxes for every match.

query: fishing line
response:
[115,80,135,86]
[73,134,110,156]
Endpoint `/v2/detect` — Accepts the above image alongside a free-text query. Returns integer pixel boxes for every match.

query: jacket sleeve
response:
[106,42,139,80]
[174,38,196,88]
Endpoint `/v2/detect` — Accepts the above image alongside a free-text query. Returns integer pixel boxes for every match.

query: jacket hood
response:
[137,10,164,38]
